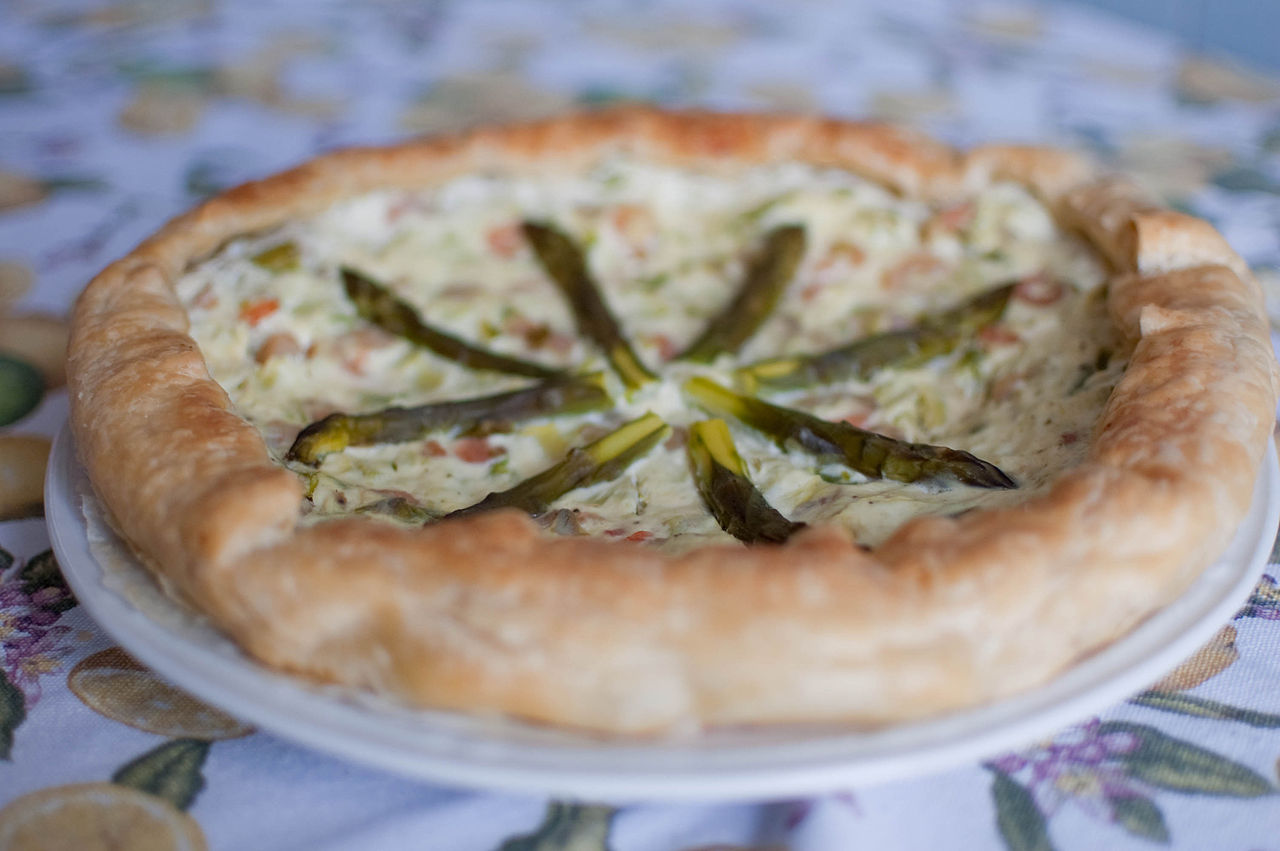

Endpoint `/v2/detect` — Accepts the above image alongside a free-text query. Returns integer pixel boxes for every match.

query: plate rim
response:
[45,425,1280,802]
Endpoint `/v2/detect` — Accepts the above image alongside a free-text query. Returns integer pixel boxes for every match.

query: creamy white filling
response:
[176,159,1121,550]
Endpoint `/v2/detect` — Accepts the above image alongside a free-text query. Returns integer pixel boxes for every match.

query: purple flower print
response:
[0,549,78,708]
[1,623,72,704]
[988,717,1273,848]
[989,719,1146,820]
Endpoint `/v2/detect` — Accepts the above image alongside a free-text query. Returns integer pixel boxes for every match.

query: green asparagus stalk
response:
[684,377,1015,489]
[679,224,807,363]
[738,282,1015,392]
[446,412,669,520]
[521,221,657,390]
[342,267,563,379]
[355,496,441,524]
[688,419,805,544]
[286,373,610,466]
[250,241,301,273]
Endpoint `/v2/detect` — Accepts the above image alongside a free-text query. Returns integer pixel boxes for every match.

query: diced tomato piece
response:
[486,223,523,258]
[523,323,551,348]
[923,202,975,239]
[192,283,219,309]
[254,332,302,364]
[424,440,448,457]
[606,204,658,258]
[664,426,689,451]
[309,327,397,376]
[800,282,824,302]
[625,530,654,542]
[810,243,866,294]
[649,333,677,361]
[816,241,866,272]
[978,324,1021,347]
[1014,274,1066,305]
[543,331,576,354]
[604,527,628,537]
[501,313,576,354]
[386,193,420,223]
[508,316,549,346]
[991,372,1026,402]
[611,204,644,232]
[840,410,871,428]
[239,297,279,326]
[881,252,948,292]
[611,203,656,240]
[454,437,505,463]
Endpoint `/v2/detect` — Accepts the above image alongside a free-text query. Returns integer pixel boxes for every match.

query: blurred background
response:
[1077,0,1277,72]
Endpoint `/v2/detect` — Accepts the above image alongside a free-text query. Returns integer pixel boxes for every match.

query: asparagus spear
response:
[688,419,805,544]
[250,241,301,273]
[355,496,441,524]
[738,282,1015,391]
[684,377,1016,489]
[287,373,610,466]
[446,412,669,520]
[521,221,657,390]
[679,224,807,363]
[341,267,563,379]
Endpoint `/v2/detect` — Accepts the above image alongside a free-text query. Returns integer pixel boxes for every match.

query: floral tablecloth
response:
[4,1,1280,848]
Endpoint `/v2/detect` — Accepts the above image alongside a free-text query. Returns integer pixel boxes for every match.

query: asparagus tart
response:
[68,109,1278,733]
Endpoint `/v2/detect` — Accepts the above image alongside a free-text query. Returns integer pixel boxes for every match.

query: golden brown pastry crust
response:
[68,107,1280,733]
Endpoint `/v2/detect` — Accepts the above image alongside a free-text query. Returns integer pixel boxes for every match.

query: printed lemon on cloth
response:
[0,314,69,389]
[0,783,207,851]
[0,436,50,521]
[68,648,253,740]
[1149,625,1239,692]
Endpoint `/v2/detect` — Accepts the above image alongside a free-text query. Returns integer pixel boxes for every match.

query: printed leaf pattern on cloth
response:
[498,803,615,851]
[1107,794,1169,843]
[0,546,20,757]
[990,769,1054,851]
[112,738,212,812]
[0,668,25,760]
[0,434,51,521]
[1131,691,1280,728]
[988,718,1277,850]
[0,354,42,427]
[1096,722,1274,797]
[17,549,77,614]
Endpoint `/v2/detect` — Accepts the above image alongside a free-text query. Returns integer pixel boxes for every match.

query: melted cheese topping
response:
[176,159,1123,551]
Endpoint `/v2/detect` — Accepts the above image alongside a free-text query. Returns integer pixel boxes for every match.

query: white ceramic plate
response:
[46,426,1280,802]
